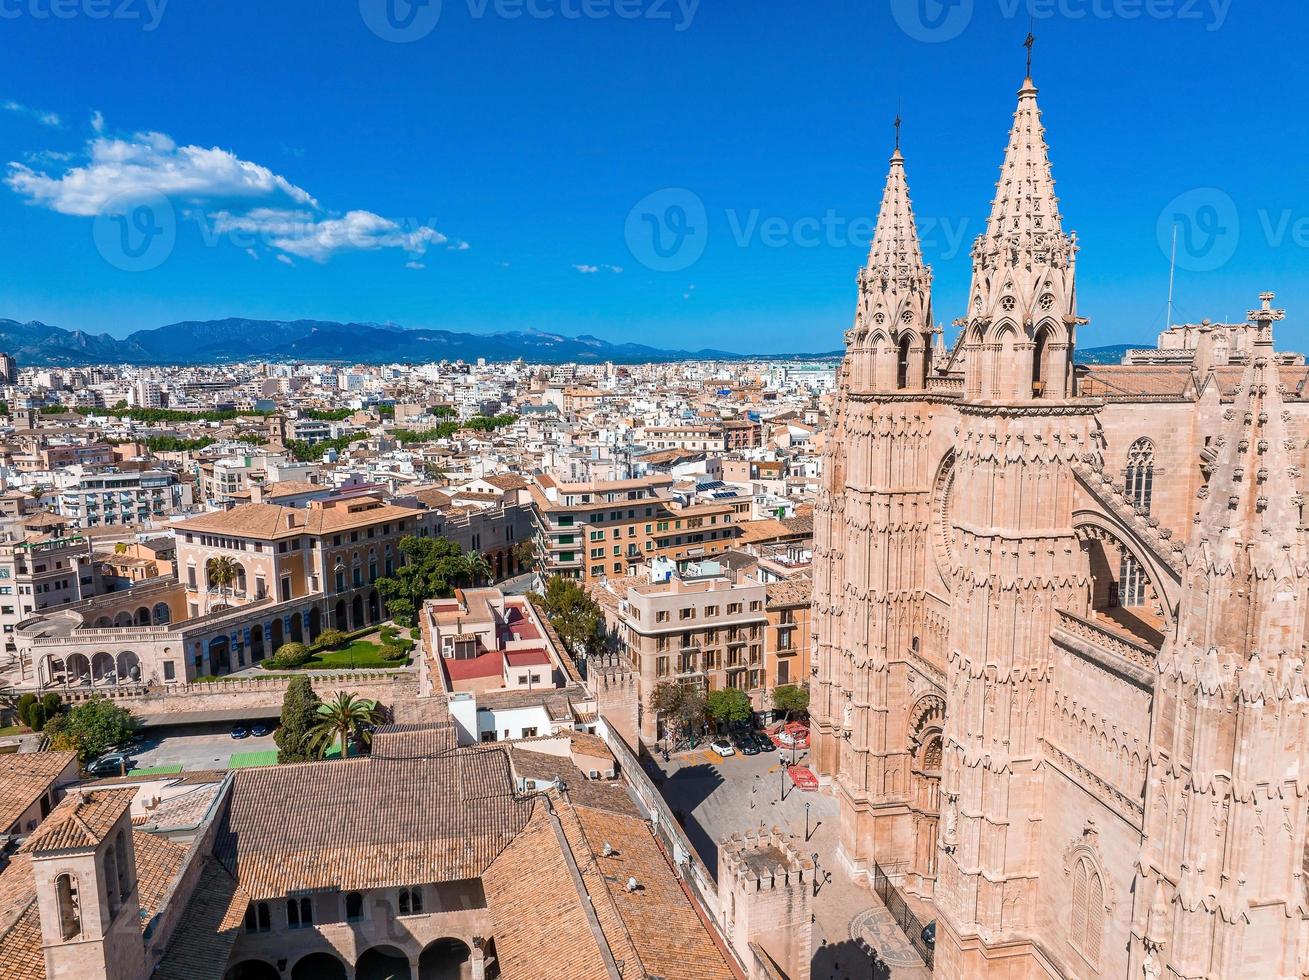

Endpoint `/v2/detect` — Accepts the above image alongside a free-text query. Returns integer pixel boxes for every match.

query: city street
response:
[652,742,932,980]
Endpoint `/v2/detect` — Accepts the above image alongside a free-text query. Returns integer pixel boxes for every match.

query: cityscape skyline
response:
[2,2,1305,353]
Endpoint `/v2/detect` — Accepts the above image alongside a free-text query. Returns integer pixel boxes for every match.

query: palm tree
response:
[420,460,449,483]
[206,556,239,609]
[464,550,493,587]
[307,692,380,760]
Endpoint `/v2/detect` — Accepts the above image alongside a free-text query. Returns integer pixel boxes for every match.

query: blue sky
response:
[0,0,1305,353]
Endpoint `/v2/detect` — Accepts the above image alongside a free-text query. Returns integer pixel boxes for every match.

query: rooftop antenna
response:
[1165,223,1178,329]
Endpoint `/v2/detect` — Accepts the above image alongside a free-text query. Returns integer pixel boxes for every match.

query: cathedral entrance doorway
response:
[906,694,944,898]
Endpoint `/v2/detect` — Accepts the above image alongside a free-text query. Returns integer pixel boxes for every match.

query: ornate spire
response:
[845,133,934,392]
[960,69,1081,401]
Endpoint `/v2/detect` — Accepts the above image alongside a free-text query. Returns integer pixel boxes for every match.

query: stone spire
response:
[960,70,1081,401]
[1133,296,1309,976]
[846,134,934,393]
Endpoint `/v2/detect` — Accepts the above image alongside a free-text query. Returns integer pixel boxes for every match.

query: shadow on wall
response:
[656,762,725,878]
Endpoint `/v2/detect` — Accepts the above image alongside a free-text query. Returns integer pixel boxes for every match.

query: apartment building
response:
[593,560,768,743]
[0,527,93,652]
[765,577,811,692]
[642,420,759,452]
[54,466,192,528]
[530,474,740,585]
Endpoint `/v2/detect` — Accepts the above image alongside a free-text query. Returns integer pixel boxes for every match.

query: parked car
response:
[752,732,777,752]
[86,753,133,778]
[230,724,251,739]
[709,737,735,758]
[921,921,936,949]
[250,722,273,737]
[733,733,759,756]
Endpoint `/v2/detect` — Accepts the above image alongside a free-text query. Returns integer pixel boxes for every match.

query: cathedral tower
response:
[1130,296,1309,978]
[933,69,1098,977]
[812,134,944,891]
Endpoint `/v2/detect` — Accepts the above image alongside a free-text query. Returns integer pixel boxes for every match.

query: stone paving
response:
[651,743,932,980]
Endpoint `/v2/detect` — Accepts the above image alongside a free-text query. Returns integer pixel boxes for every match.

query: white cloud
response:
[604,264,623,274]
[574,264,599,274]
[447,240,469,252]
[90,110,104,134]
[405,260,425,270]
[2,100,60,127]
[7,131,318,216]
[245,247,259,260]
[277,254,295,266]
[211,208,446,263]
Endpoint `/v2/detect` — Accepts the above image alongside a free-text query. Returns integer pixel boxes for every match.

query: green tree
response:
[44,696,136,763]
[206,555,240,603]
[374,536,468,626]
[464,550,493,586]
[770,684,810,721]
[270,642,310,668]
[537,576,605,658]
[274,675,321,763]
[650,681,706,747]
[705,688,753,728]
[308,692,381,760]
[16,693,36,729]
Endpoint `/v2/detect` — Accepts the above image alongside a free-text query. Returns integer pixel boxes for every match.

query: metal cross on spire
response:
[894,100,902,151]
[1024,26,1036,78]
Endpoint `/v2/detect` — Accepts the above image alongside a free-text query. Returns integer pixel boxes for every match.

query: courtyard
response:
[651,742,932,980]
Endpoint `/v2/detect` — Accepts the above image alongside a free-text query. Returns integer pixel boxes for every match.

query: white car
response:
[709,738,735,757]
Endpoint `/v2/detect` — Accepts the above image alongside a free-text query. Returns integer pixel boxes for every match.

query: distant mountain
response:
[0,318,789,366]
[0,316,1145,368]
[1074,344,1140,365]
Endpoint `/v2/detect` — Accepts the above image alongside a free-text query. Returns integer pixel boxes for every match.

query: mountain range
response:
[0,317,1142,367]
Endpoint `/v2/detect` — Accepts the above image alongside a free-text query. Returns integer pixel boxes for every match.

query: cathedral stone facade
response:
[812,69,1309,979]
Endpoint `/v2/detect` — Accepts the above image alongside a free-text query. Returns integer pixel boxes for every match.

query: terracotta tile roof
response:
[153,858,249,980]
[371,722,458,758]
[21,787,136,854]
[174,497,422,540]
[0,897,42,980]
[0,751,77,833]
[569,802,737,980]
[733,518,796,546]
[484,474,529,491]
[483,800,613,980]
[214,750,532,898]
[128,830,188,917]
[443,650,504,682]
[766,578,812,608]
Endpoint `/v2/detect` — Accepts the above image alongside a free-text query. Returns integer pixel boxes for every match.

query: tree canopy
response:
[45,696,136,763]
[275,675,321,763]
[770,684,810,720]
[536,576,605,658]
[650,681,706,745]
[373,536,470,626]
[705,688,753,727]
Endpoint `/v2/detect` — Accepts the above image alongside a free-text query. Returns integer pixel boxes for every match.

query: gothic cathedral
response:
[812,67,1309,979]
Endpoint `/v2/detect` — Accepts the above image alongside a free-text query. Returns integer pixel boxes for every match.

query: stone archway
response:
[351,595,364,630]
[91,651,115,684]
[66,653,91,685]
[308,605,322,641]
[93,615,112,628]
[270,617,285,651]
[419,938,472,980]
[358,945,411,980]
[134,607,150,626]
[291,951,347,980]
[209,636,231,677]
[368,590,380,625]
[152,602,171,625]
[250,627,265,663]
[906,693,945,898]
[113,611,133,627]
[223,961,280,980]
[334,600,348,632]
[116,651,141,683]
[290,613,304,643]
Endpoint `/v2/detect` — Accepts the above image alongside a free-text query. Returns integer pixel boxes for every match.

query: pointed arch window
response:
[896,334,912,390]
[1125,439,1155,514]
[1069,855,1105,966]
[55,873,81,940]
[1117,552,1146,607]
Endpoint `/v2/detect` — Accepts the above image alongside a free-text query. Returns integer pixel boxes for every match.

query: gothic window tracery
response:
[1069,855,1105,967]
[1125,438,1155,513]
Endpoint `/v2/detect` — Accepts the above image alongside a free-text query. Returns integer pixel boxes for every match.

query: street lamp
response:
[805,801,811,842]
